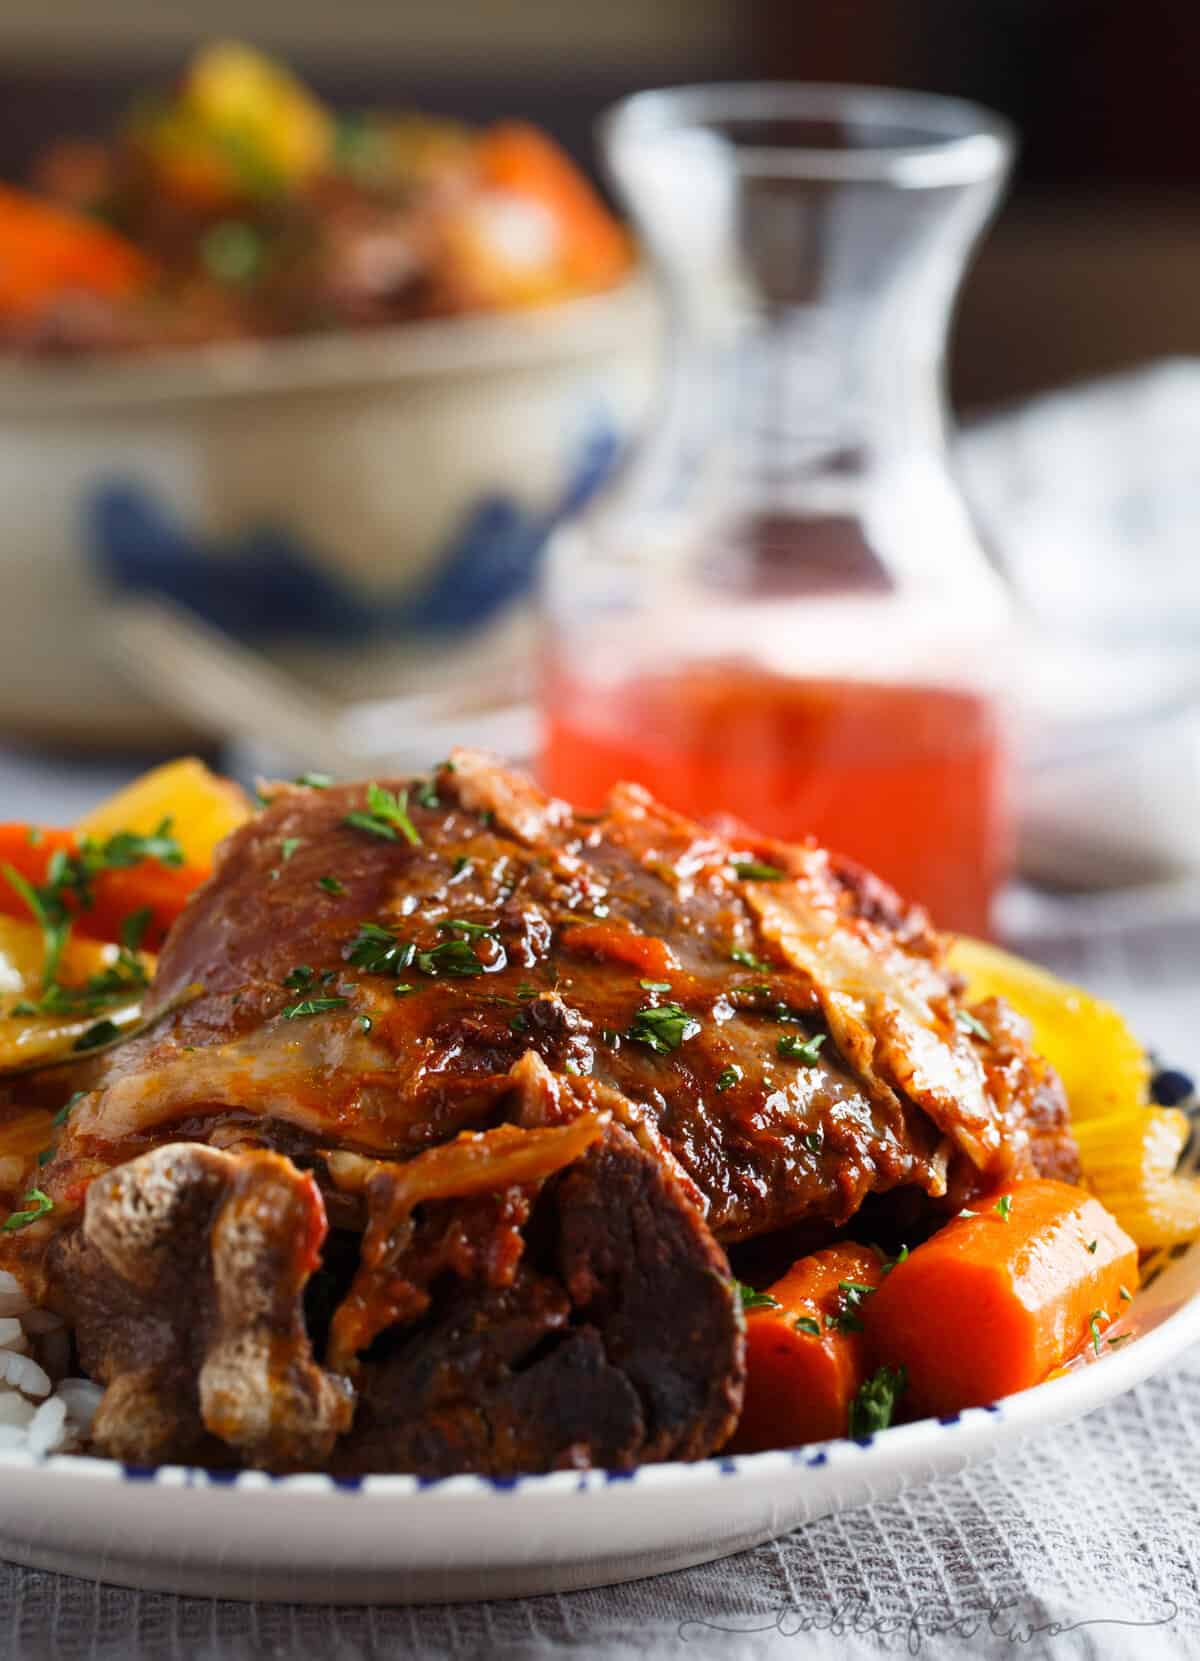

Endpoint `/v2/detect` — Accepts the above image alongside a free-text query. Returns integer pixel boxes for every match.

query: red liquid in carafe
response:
[539,663,1009,935]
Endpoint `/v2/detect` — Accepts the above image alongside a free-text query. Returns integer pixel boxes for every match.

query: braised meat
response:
[26,750,1075,1474]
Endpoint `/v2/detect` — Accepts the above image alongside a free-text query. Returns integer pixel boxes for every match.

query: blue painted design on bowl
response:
[85,419,618,644]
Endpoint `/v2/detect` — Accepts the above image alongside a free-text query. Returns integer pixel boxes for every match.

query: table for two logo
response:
[678,1591,1178,1653]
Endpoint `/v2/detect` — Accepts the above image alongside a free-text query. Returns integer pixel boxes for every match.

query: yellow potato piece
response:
[74,758,251,870]
[0,914,153,1074]
[947,937,1200,1249]
[947,936,1150,1122]
[185,41,333,184]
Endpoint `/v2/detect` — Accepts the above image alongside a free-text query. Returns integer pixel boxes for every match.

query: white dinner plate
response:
[0,1220,1194,1605]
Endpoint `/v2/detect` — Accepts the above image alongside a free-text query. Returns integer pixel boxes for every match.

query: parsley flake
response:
[803,1129,824,1154]
[343,782,421,846]
[1090,1308,1108,1355]
[282,966,315,990]
[639,979,672,992]
[346,922,415,976]
[730,948,770,971]
[1119,1285,1133,1303]
[848,1364,907,1438]
[956,1008,992,1043]
[1086,1239,1098,1254]
[1,1188,53,1233]
[778,1032,826,1064]
[74,1019,122,1052]
[295,772,332,789]
[715,1065,741,1092]
[415,938,486,977]
[280,837,302,863]
[995,1193,1013,1222]
[732,860,785,882]
[737,1281,780,1312]
[282,997,348,1020]
[627,1002,701,1055]
[794,1315,821,1336]
[52,1090,85,1129]
[317,875,345,896]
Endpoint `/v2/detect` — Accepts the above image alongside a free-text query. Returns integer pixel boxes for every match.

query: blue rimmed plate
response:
[0,1133,1196,1603]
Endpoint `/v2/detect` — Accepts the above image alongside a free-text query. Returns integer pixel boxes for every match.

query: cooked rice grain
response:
[0,1277,98,1456]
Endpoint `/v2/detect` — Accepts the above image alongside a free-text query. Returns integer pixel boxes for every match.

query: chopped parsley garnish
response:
[346,922,415,976]
[317,875,345,896]
[416,780,440,809]
[451,856,472,877]
[510,1013,529,1035]
[730,948,770,972]
[442,918,498,939]
[121,907,152,952]
[995,1193,1013,1222]
[280,837,302,863]
[803,1129,824,1154]
[1,1188,53,1233]
[956,1009,992,1043]
[294,772,332,789]
[737,1282,780,1312]
[1119,1285,1133,1302]
[639,979,672,992]
[52,1090,85,1128]
[414,938,486,977]
[343,782,421,846]
[282,965,315,990]
[715,1065,741,1092]
[848,1364,907,1438]
[356,1015,373,1034]
[778,1032,826,1064]
[827,1279,877,1333]
[794,1315,821,1336]
[877,1244,909,1275]
[732,860,785,882]
[627,1002,701,1055]
[282,997,349,1020]
[74,1018,122,1052]
[392,983,415,996]
[1086,1239,1098,1254]
[1090,1308,1108,1355]
[1107,1333,1131,1348]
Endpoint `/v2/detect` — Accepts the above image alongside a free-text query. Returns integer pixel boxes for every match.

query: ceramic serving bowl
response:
[0,277,656,746]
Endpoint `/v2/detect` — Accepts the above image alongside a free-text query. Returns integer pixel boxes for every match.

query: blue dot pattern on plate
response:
[84,419,618,643]
[1151,1068,1196,1108]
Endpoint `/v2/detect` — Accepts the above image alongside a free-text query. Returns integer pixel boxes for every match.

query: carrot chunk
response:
[0,827,207,951]
[862,1179,1139,1417]
[727,1243,885,1451]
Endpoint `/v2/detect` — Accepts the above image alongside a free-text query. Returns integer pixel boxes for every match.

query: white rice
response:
[0,1269,102,1456]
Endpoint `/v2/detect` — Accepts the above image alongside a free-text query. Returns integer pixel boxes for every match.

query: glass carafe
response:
[538,84,1016,934]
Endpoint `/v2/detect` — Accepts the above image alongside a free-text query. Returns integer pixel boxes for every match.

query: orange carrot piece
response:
[727,1243,885,1452]
[559,921,679,978]
[0,826,207,952]
[476,122,631,289]
[0,184,151,320]
[863,1179,1139,1417]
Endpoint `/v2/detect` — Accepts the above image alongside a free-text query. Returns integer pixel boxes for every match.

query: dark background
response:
[1,0,1196,408]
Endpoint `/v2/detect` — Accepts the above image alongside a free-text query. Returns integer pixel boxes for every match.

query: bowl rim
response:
[0,272,654,418]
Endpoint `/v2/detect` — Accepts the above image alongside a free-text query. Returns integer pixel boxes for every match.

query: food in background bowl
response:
[0,753,1187,1473]
[0,48,654,744]
[3,42,632,355]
